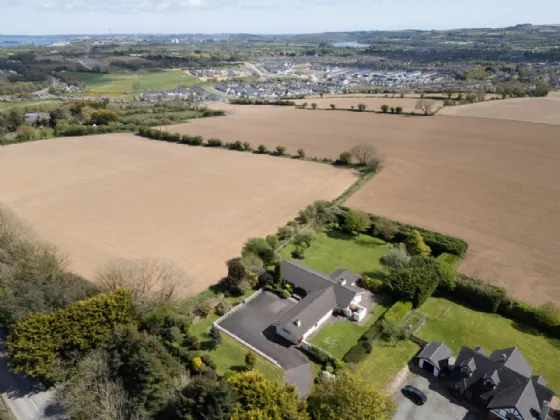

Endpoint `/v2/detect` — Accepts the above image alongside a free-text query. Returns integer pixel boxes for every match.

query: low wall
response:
[213,289,283,369]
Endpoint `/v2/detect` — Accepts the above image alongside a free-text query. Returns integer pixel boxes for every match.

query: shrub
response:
[195,299,216,317]
[191,136,204,146]
[244,351,256,370]
[363,339,374,353]
[215,300,232,316]
[258,271,274,287]
[243,141,252,151]
[379,319,409,343]
[242,238,275,266]
[291,249,305,259]
[273,262,283,285]
[299,203,318,224]
[90,109,119,125]
[342,209,371,234]
[282,289,291,299]
[206,138,223,147]
[275,145,287,155]
[293,230,317,249]
[15,126,35,142]
[311,103,318,110]
[386,257,441,308]
[358,275,384,292]
[343,341,369,363]
[395,106,403,114]
[330,104,336,110]
[380,104,389,113]
[266,234,280,250]
[357,103,367,112]
[438,260,457,291]
[191,356,203,372]
[390,107,395,114]
[338,151,352,165]
[277,225,294,241]
[257,144,268,154]
[296,148,305,158]
[381,243,411,269]
[373,217,398,241]
[227,140,244,151]
[405,230,431,257]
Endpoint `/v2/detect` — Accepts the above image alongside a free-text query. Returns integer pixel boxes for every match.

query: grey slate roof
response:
[446,346,555,420]
[274,260,364,339]
[417,342,453,369]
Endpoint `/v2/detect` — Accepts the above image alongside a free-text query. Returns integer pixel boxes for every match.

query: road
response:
[244,62,266,78]
[0,331,65,420]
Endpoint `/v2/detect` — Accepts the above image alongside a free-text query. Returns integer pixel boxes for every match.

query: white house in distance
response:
[273,260,367,345]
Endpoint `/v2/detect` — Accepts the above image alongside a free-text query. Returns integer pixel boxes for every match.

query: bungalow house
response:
[273,260,366,345]
[417,343,556,420]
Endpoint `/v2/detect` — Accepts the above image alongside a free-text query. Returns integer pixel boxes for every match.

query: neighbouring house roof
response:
[417,342,453,369]
[446,346,555,420]
[24,112,50,122]
[274,260,364,339]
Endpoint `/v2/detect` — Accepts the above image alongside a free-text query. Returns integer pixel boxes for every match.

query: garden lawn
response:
[358,340,420,389]
[280,231,391,279]
[65,70,200,93]
[309,300,390,359]
[416,297,560,393]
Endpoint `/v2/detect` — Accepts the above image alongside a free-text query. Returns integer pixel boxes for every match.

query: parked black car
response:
[402,385,427,405]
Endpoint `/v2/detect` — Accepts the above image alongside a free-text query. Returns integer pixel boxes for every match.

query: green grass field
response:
[309,301,390,359]
[358,340,420,389]
[416,297,560,393]
[280,231,391,278]
[65,70,201,93]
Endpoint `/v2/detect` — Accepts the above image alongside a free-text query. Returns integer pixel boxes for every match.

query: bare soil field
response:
[293,97,424,113]
[439,93,560,125]
[0,134,356,295]
[170,104,560,304]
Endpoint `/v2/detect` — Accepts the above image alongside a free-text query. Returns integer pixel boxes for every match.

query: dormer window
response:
[461,364,472,378]
[483,378,495,389]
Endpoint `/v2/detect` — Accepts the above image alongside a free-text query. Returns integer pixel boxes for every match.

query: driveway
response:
[218,291,312,395]
[394,374,481,420]
[0,330,65,420]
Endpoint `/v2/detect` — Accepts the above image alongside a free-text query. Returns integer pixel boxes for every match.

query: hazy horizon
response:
[1,0,559,36]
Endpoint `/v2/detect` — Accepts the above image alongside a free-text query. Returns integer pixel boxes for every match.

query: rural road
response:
[0,331,65,420]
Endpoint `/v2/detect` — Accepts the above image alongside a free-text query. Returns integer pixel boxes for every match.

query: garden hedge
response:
[499,299,560,337]
[448,275,507,313]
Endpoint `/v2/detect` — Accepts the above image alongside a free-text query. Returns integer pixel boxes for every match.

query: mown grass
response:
[358,340,420,389]
[65,70,201,93]
[416,297,560,393]
[0,396,14,420]
[309,301,390,359]
[280,231,391,279]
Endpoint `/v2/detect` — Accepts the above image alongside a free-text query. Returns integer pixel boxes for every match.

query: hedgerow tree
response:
[158,376,237,420]
[275,145,287,155]
[405,230,431,257]
[350,144,378,165]
[386,256,443,308]
[242,238,275,266]
[380,104,389,113]
[266,234,280,250]
[106,325,187,417]
[8,289,133,383]
[307,368,396,420]
[373,217,398,241]
[311,103,318,110]
[228,371,309,419]
[342,209,371,234]
[90,109,120,125]
[357,103,367,112]
[338,151,352,165]
[415,99,436,115]
[297,148,306,158]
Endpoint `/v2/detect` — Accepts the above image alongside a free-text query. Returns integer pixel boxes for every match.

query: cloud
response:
[0,0,19,6]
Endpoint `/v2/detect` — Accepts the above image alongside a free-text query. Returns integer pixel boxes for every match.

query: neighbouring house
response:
[24,112,51,123]
[417,343,556,420]
[273,260,366,345]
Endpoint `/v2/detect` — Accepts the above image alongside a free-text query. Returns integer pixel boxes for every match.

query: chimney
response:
[540,401,550,420]
[294,319,301,327]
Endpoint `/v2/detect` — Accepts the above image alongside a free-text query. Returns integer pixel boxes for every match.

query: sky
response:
[1,0,559,35]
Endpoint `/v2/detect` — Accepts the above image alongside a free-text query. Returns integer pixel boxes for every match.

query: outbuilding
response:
[417,342,453,377]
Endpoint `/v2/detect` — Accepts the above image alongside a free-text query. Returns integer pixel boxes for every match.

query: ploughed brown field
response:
[170,104,560,304]
[439,92,560,125]
[0,134,356,295]
[293,97,424,113]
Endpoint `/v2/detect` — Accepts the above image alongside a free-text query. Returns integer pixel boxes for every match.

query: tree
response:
[342,209,371,234]
[158,376,237,420]
[390,107,395,114]
[56,350,142,420]
[80,106,95,122]
[90,109,120,125]
[395,106,403,114]
[275,145,286,155]
[533,82,551,97]
[241,253,264,275]
[379,319,409,344]
[380,104,389,113]
[8,289,133,383]
[311,103,318,110]
[350,144,378,165]
[373,217,398,241]
[95,259,188,308]
[258,271,274,287]
[228,371,308,419]
[297,148,306,158]
[381,243,411,269]
[438,260,457,291]
[257,144,268,154]
[405,230,431,257]
[330,104,336,110]
[209,326,222,349]
[266,234,280,250]
[106,326,187,416]
[415,99,436,115]
[242,238,275,266]
[299,204,318,224]
[273,262,283,285]
[215,300,232,316]
[357,103,367,112]
[338,151,352,165]
[302,102,308,109]
[244,351,256,371]
[320,93,324,98]
[307,368,396,420]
